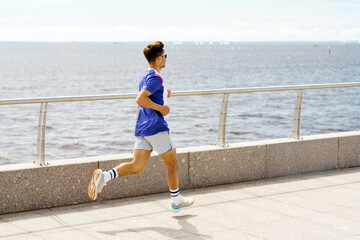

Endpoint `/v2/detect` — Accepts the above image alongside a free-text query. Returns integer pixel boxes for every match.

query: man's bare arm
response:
[136,89,170,116]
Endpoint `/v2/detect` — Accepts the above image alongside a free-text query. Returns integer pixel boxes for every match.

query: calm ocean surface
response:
[1,42,359,165]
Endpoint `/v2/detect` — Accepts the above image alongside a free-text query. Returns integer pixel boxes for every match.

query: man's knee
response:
[131,162,146,174]
[166,159,178,171]
[160,149,178,168]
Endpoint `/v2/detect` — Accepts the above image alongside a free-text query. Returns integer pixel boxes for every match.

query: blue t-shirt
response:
[135,69,170,136]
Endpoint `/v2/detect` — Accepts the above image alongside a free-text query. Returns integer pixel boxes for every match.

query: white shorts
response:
[134,131,175,155]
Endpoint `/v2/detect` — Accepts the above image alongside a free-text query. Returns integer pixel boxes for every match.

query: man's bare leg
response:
[159,148,179,190]
[88,149,151,200]
[160,148,194,211]
[115,149,152,176]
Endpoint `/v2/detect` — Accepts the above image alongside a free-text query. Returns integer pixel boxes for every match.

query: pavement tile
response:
[266,191,344,213]
[299,212,360,235]
[109,215,190,239]
[129,225,192,240]
[0,236,43,240]
[327,206,360,222]
[303,187,360,208]
[335,236,360,240]
[206,228,262,240]
[76,221,154,240]
[342,182,360,191]
[264,177,333,194]
[84,204,139,223]
[205,188,256,201]
[49,208,98,226]
[240,218,351,240]
[157,204,249,229]
[241,184,284,197]
[147,211,228,237]
[1,215,65,234]
[199,212,260,230]
[235,222,305,240]
[240,197,316,218]
[120,200,169,215]
[318,170,360,185]
[38,228,101,240]
[208,201,289,223]
[0,220,28,238]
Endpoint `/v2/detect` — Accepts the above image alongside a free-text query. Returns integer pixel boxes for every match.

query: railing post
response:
[36,102,48,165]
[292,90,304,139]
[217,93,230,147]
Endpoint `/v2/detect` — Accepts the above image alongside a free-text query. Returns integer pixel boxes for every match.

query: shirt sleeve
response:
[143,76,162,94]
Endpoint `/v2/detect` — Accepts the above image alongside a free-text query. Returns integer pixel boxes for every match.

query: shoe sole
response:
[87,169,102,200]
[170,202,194,212]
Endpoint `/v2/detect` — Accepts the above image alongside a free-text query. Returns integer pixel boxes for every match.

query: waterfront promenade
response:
[2,167,360,240]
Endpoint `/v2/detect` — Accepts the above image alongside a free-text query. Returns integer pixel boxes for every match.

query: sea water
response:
[0,42,359,164]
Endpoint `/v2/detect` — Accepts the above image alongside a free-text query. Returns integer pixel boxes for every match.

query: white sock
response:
[170,188,181,205]
[104,168,118,183]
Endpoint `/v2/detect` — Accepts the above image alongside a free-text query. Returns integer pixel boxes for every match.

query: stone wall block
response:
[189,145,266,188]
[339,135,360,168]
[266,138,338,178]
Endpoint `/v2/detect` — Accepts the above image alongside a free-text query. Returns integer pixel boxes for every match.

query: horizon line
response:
[1,40,359,44]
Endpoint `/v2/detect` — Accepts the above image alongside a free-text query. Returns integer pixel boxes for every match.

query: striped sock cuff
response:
[110,168,118,179]
[170,188,180,197]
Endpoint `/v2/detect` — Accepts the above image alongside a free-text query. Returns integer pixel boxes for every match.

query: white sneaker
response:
[87,169,106,200]
[170,195,194,212]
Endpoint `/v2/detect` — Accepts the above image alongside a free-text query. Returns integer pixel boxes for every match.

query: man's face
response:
[159,51,167,68]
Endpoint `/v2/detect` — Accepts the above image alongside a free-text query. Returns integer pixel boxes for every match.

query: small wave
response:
[321,128,350,132]
[230,131,242,135]
[237,113,265,118]
[170,131,186,134]
[31,125,54,130]
[268,115,286,120]
[61,142,84,149]
[64,136,78,139]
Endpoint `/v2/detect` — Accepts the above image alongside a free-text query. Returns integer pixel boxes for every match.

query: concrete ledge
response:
[0,158,98,214]
[1,131,360,215]
[188,145,266,188]
[339,134,360,168]
[266,137,338,178]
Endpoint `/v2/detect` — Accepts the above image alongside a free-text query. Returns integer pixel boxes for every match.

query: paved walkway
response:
[2,168,360,240]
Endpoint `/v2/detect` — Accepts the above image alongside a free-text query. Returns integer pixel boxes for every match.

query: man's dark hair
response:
[143,41,164,63]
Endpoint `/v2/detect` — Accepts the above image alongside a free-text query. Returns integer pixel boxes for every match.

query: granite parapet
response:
[1,131,360,215]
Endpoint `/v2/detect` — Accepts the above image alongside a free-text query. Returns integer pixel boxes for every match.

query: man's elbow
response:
[136,90,151,106]
[136,95,144,105]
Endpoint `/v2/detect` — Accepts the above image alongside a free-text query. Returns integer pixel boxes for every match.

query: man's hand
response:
[159,105,170,116]
[167,88,171,98]
[136,89,170,116]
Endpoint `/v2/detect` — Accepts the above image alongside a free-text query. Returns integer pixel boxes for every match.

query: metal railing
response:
[1,82,360,165]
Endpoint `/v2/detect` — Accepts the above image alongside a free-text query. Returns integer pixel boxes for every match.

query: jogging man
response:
[87,41,194,211]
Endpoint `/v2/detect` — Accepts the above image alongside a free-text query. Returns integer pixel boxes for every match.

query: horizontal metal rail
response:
[0,82,359,166]
[0,82,359,105]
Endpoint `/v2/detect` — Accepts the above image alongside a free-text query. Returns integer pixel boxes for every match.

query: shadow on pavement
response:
[98,214,212,239]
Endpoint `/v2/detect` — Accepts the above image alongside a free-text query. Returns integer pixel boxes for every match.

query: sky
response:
[0,0,359,42]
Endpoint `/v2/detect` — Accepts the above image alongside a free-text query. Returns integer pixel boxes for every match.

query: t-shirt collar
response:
[148,68,159,75]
